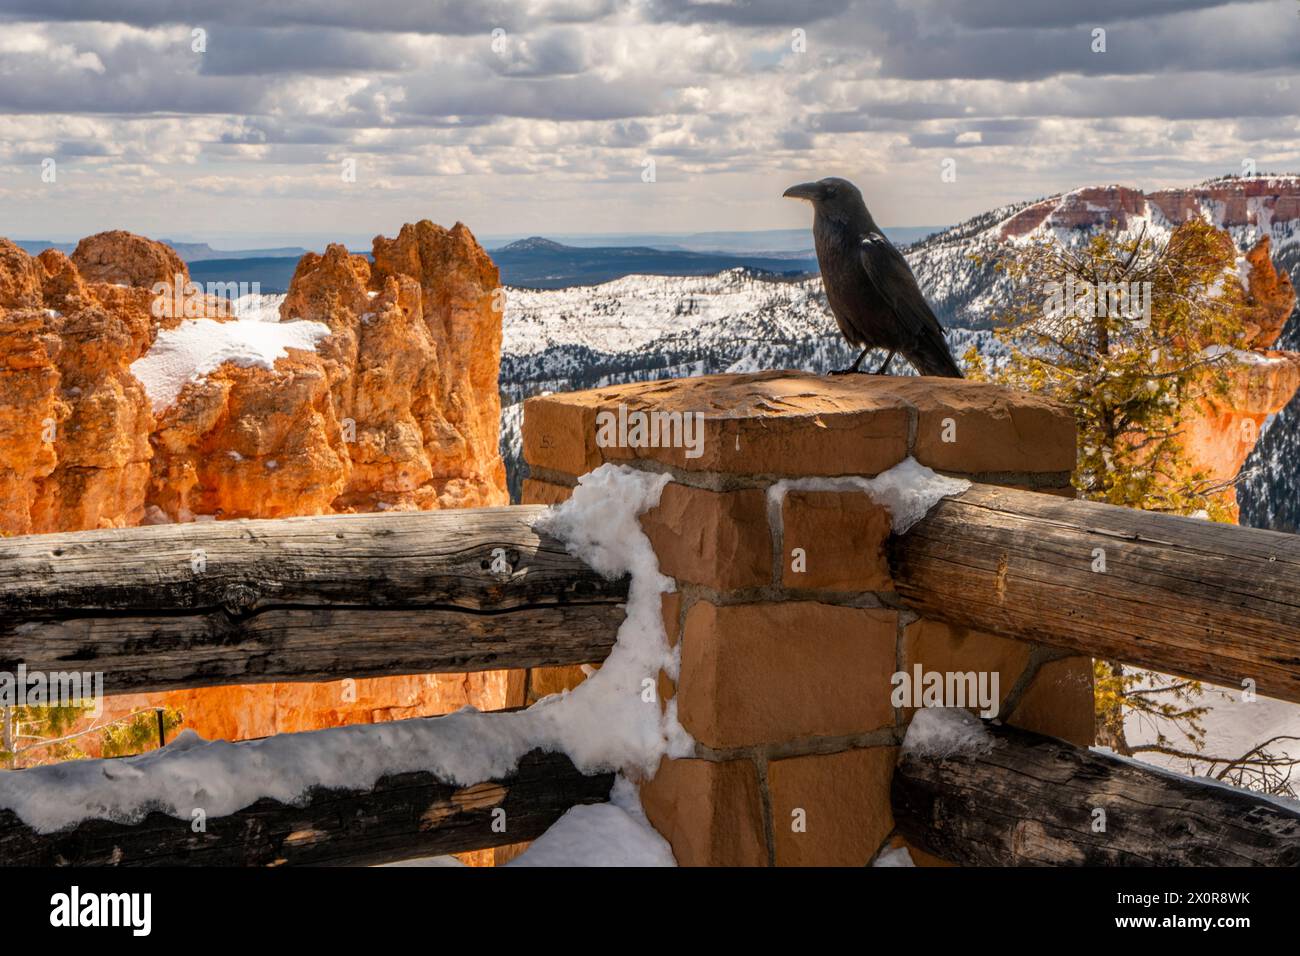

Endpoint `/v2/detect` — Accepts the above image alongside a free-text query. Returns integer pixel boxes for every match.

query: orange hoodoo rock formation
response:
[151,221,507,523]
[1187,234,1300,520]
[0,222,511,739]
[0,236,161,535]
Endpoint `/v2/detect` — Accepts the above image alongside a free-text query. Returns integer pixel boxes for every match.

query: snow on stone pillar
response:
[520,370,1093,866]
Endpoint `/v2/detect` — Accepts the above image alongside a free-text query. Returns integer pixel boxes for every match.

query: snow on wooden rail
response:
[890,484,1300,704]
[0,748,613,866]
[0,505,628,695]
[893,713,1300,866]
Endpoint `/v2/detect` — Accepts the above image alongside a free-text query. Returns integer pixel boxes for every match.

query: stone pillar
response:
[520,370,1094,866]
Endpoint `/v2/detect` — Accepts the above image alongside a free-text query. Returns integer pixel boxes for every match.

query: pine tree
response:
[968,218,1246,516]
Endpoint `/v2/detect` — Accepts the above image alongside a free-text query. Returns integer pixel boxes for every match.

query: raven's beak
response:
[783,181,820,202]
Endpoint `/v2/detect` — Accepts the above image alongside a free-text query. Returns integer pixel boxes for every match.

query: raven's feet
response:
[871,351,897,375]
[828,367,861,376]
[830,347,873,376]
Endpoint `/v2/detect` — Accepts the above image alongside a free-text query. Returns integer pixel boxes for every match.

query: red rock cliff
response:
[998,176,1300,239]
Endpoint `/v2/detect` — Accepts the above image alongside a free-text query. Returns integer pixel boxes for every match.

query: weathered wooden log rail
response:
[0,506,625,867]
[0,749,612,867]
[893,720,1300,866]
[0,506,627,695]
[891,483,1300,704]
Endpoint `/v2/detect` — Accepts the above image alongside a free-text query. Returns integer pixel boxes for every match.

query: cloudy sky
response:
[1,0,1298,246]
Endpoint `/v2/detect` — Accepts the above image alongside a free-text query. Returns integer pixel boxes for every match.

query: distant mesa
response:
[500,236,568,253]
[995,176,1300,240]
[907,173,1300,332]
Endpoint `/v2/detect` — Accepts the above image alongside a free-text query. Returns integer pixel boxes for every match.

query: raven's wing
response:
[859,233,962,377]
[857,233,945,339]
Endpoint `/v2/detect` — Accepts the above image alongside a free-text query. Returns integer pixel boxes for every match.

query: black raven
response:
[784,177,963,378]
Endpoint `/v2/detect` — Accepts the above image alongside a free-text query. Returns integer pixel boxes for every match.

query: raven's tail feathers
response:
[908,328,964,378]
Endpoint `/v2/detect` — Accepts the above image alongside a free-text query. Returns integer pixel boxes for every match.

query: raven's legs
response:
[873,351,896,375]
[829,346,871,376]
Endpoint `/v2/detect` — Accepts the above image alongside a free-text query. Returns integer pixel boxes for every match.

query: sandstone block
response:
[521,370,1076,480]
[1007,656,1095,747]
[657,669,676,712]
[661,591,683,647]
[524,371,911,477]
[639,482,771,591]
[768,747,897,866]
[867,376,1076,474]
[640,756,768,867]
[899,618,1033,721]
[521,477,574,506]
[780,489,892,591]
[678,601,896,748]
